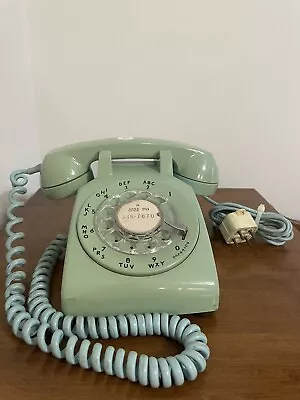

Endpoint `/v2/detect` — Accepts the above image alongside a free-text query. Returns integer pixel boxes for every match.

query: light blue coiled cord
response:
[5,166,210,388]
[203,196,294,246]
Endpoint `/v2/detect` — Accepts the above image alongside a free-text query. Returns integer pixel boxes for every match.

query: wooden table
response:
[1,189,300,400]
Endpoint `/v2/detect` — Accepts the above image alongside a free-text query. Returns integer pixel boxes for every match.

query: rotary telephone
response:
[5,138,219,388]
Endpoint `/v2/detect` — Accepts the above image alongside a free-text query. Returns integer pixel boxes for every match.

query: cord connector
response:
[203,196,294,246]
[220,209,258,245]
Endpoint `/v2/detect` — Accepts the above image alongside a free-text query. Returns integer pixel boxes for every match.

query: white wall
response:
[26,0,300,219]
[0,0,40,227]
[1,1,299,222]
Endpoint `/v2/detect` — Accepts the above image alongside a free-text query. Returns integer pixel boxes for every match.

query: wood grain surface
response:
[0,188,299,400]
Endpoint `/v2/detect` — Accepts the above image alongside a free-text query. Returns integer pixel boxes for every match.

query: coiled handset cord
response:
[5,166,210,388]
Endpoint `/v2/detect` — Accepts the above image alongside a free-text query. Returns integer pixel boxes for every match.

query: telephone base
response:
[61,166,219,317]
[61,216,219,317]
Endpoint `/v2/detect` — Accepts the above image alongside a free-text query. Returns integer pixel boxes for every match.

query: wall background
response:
[1,0,300,227]
[0,0,40,227]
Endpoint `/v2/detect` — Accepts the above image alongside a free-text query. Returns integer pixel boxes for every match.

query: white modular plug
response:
[219,209,258,246]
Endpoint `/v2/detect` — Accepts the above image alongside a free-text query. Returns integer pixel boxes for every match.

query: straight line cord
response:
[203,196,294,246]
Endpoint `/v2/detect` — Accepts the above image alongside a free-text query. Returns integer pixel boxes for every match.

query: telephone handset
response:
[40,137,218,198]
[5,138,219,388]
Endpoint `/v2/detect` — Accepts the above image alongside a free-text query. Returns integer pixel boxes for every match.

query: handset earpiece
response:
[40,151,94,199]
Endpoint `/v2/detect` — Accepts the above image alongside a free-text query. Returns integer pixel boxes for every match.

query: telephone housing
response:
[41,138,219,316]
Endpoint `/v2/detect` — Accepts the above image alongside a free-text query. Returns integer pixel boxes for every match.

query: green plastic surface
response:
[40,137,218,198]
[47,143,220,317]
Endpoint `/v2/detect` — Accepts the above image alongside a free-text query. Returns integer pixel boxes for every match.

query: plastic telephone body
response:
[55,143,219,317]
[40,137,218,199]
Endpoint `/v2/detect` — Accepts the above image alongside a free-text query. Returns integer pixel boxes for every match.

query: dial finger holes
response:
[109,196,121,206]
[101,206,114,218]
[104,231,121,243]
[113,231,124,243]
[121,191,136,201]
[105,219,114,230]
[161,230,171,241]
[146,239,158,251]
[154,195,167,204]
[138,191,151,199]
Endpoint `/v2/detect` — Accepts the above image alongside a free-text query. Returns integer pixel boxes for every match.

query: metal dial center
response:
[115,199,161,235]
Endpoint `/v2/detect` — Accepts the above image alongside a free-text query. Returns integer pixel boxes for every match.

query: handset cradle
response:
[41,137,218,198]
